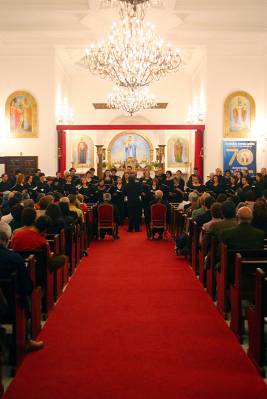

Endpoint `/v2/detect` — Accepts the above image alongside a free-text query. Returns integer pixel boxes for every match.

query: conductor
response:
[124,175,142,232]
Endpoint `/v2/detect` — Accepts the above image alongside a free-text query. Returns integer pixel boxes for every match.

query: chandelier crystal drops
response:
[81,17,182,90]
[107,86,156,115]
[99,0,164,20]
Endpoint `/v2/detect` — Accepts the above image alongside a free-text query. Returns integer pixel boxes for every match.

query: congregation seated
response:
[204,200,237,254]
[10,214,66,273]
[1,196,19,224]
[68,194,84,222]
[192,193,210,220]
[35,195,53,218]
[0,222,44,352]
[199,202,222,245]
[221,206,265,251]
[195,195,216,227]
[45,203,66,235]
[252,199,267,233]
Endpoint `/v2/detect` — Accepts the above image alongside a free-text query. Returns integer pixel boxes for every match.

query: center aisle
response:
[4,228,267,399]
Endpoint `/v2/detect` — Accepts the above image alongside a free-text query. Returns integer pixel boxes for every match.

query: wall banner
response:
[223,140,257,174]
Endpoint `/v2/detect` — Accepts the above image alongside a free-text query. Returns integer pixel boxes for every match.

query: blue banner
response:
[223,140,257,174]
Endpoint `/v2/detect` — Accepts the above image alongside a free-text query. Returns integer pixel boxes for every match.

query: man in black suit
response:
[221,206,264,250]
[0,174,12,193]
[36,173,50,194]
[123,175,142,232]
[0,222,44,352]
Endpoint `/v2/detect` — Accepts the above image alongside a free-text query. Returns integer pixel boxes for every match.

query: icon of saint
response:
[174,139,183,163]
[78,140,88,164]
[124,135,137,161]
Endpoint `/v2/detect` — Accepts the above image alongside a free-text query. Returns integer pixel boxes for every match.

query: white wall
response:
[0,48,57,175]
[0,43,266,177]
[204,42,266,175]
[67,68,192,171]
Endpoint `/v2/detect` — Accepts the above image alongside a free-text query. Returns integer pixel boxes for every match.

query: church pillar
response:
[194,129,204,180]
[158,145,166,172]
[57,129,66,176]
[96,145,104,178]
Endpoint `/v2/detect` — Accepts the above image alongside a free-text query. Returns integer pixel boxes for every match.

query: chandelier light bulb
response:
[107,86,157,115]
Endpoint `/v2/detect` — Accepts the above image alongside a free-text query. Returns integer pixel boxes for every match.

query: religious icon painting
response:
[5,91,38,138]
[71,136,94,168]
[108,132,153,169]
[167,136,189,168]
[223,91,255,138]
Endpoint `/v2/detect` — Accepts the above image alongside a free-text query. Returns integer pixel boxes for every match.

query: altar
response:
[58,124,205,178]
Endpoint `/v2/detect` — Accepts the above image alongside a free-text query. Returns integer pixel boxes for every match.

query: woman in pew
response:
[11,173,26,193]
[207,175,224,197]
[187,175,205,194]
[0,222,44,352]
[10,215,66,273]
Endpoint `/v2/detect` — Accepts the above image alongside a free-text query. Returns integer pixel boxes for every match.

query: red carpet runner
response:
[4,228,267,399]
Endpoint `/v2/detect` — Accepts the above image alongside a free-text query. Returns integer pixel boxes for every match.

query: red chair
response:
[149,203,167,240]
[97,204,116,240]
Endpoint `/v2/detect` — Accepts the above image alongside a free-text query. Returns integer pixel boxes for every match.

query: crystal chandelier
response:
[107,86,156,115]
[80,17,182,90]
[99,0,164,20]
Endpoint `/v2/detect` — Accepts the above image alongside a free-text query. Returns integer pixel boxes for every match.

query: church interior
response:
[0,1,267,398]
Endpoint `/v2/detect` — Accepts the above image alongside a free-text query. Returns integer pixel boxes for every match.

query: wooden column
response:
[96,145,104,178]
[57,129,66,176]
[158,145,166,173]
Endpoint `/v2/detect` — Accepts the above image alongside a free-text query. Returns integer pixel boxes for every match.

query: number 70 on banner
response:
[226,148,239,165]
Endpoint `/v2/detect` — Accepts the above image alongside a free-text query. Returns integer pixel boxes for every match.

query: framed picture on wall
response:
[107,131,153,169]
[223,91,255,138]
[71,135,94,169]
[167,135,189,168]
[5,91,38,138]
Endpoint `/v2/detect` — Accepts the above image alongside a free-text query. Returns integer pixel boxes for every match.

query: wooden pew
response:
[16,246,54,318]
[0,271,26,369]
[26,255,41,339]
[198,227,207,286]
[86,205,96,243]
[75,223,81,266]
[217,243,266,318]
[84,209,93,250]
[59,229,69,287]
[179,216,193,262]
[64,225,76,275]
[191,221,201,274]
[247,268,267,375]
[168,203,180,237]
[46,234,63,301]
[175,210,186,240]
[230,253,267,342]
[206,237,217,301]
